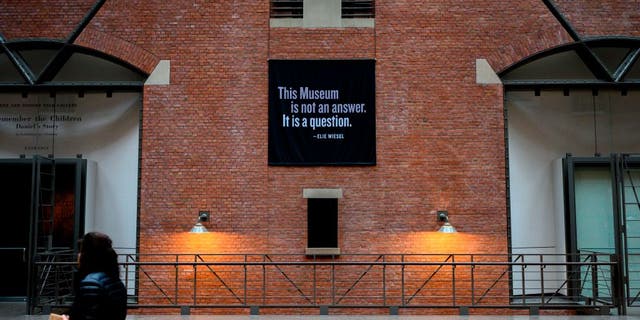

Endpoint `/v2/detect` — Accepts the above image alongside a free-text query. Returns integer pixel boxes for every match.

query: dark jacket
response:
[70,272,127,320]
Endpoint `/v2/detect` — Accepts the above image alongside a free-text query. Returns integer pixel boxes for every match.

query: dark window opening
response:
[270,0,303,18]
[307,198,338,248]
[342,0,375,18]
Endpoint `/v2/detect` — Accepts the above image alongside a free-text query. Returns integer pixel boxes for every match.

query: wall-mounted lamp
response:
[190,211,210,233]
[437,210,456,233]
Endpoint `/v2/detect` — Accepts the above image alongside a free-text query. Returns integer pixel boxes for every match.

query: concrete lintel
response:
[303,188,343,198]
[306,247,341,256]
[270,18,303,28]
[341,18,375,28]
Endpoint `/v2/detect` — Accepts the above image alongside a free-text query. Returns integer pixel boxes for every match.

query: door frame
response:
[0,157,86,303]
[564,154,629,313]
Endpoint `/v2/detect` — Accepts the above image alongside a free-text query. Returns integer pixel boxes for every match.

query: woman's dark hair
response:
[78,232,120,279]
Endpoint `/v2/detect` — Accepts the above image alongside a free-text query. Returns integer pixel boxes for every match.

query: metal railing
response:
[32,253,621,315]
[30,249,76,310]
[627,253,640,306]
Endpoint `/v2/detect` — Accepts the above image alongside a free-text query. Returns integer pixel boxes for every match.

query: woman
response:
[62,232,127,320]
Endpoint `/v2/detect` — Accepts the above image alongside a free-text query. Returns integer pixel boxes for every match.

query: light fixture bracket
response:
[198,211,210,222]
[436,210,457,233]
[190,211,211,233]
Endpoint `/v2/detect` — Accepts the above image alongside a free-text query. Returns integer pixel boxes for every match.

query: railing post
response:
[540,254,545,305]
[192,259,197,306]
[175,255,179,306]
[125,254,131,300]
[611,254,627,315]
[521,262,526,305]
[313,257,317,305]
[382,255,386,306]
[450,254,456,306]
[180,306,190,315]
[401,255,405,306]
[262,255,266,305]
[331,263,336,305]
[591,254,599,305]
[471,255,475,306]
[244,254,248,305]
[250,305,260,315]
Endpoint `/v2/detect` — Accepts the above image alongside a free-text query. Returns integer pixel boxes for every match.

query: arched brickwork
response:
[74,26,159,76]
[486,0,640,75]
[487,26,574,75]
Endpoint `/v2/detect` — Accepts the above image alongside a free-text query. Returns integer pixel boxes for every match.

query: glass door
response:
[574,166,616,255]
[573,164,617,300]
[0,158,85,301]
[564,156,622,309]
[0,160,33,298]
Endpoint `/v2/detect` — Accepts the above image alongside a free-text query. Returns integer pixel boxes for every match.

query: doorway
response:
[0,157,86,300]
[564,154,640,310]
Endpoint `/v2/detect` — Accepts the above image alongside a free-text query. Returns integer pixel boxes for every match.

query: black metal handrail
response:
[31,253,620,315]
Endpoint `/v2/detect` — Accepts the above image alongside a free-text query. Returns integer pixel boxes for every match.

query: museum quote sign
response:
[268,60,375,165]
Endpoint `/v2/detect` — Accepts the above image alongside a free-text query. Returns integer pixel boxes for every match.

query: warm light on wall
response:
[174,231,221,252]
[400,231,502,254]
[170,230,263,254]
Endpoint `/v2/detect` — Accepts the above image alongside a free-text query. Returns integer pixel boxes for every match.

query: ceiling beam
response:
[36,0,106,83]
[541,0,614,82]
[67,0,106,43]
[0,32,36,85]
[613,48,640,82]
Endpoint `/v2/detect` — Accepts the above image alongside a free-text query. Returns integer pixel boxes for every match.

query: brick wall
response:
[2,0,637,315]
[555,0,640,38]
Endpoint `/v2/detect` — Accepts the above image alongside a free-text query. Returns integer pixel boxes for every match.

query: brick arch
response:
[74,26,159,75]
[486,26,574,75]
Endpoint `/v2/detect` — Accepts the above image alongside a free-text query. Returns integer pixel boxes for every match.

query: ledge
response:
[303,188,343,198]
[305,247,341,256]
[270,18,374,28]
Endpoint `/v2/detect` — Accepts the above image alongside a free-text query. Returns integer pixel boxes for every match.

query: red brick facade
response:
[2,0,637,315]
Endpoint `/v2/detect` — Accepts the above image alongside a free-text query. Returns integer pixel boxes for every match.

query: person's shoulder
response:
[84,272,125,291]
[82,272,120,288]
[83,272,109,283]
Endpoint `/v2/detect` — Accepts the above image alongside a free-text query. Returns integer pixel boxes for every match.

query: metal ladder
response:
[621,154,640,307]
[34,155,56,252]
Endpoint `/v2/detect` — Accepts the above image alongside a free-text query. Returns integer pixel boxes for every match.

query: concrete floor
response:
[2,302,640,320]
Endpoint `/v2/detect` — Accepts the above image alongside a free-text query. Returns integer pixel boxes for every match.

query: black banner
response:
[268,60,375,165]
